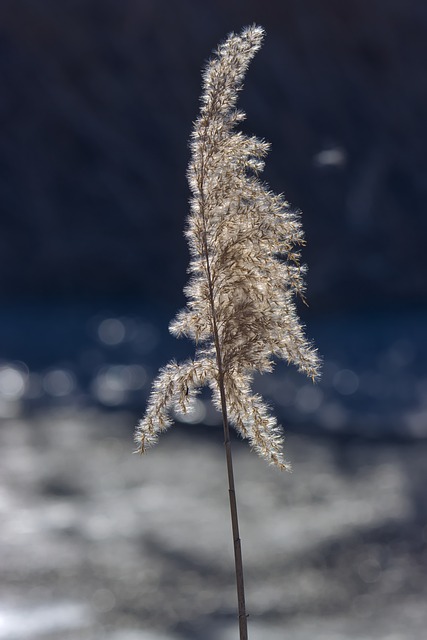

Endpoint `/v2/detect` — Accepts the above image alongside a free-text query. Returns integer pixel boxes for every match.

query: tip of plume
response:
[241,24,265,45]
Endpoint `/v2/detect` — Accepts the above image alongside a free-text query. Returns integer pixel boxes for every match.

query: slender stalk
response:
[218,374,248,640]
[209,277,248,639]
[200,212,248,638]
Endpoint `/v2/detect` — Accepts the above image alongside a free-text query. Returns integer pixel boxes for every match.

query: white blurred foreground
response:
[0,409,426,639]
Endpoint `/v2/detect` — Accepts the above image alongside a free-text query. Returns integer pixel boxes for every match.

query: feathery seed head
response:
[135,25,321,469]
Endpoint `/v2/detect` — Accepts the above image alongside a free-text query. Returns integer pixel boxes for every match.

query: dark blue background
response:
[0,0,426,439]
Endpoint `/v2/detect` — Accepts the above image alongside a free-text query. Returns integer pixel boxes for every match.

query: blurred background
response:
[0,1,426,638]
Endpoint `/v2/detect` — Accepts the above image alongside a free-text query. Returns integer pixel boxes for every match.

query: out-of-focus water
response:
[0,409,426,639]
[0,302,426,440]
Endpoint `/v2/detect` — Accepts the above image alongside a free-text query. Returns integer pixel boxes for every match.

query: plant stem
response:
[201,233,248,640]
[217,373,248,640]
[198,142,248,639]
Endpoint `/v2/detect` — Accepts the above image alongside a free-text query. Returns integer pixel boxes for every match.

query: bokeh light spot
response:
[91,365,129,406]
[173,398,206,424]
[333,369,359,395]
[295,385,323,412]
[43,370,75,397]
[0,366,27,399]
[98,318,126,346]
[313,146,347,167]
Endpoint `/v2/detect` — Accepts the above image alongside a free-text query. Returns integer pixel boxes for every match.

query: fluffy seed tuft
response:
[135,25,321,469]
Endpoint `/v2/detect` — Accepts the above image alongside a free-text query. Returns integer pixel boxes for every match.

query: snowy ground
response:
[1,408,426,640]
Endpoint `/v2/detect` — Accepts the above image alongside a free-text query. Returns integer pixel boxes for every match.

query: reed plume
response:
[136,24,320,468]
[135,24,320,639]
